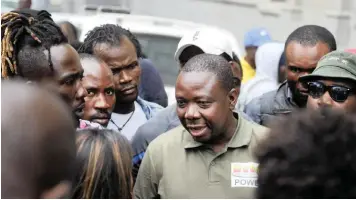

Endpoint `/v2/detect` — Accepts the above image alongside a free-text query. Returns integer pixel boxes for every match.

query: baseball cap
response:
[174,27,233,62]
[299,51,356,83]
[244,27,272,48]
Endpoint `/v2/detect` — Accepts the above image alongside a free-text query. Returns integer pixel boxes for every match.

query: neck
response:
[244,56,255,69]
[211,114,238,152]
[114,102,135,114]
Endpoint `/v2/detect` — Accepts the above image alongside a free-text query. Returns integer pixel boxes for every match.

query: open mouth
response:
[187,125,208,137]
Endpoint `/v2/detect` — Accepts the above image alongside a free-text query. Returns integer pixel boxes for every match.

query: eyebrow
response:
[60,70,83,82]
[84,84,115,89]
[112,60,138,70]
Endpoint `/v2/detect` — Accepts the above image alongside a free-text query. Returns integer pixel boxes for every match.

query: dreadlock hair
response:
[1,10,67,79]
[78,24,142,58]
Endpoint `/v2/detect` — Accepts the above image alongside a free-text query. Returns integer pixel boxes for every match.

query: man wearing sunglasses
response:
[299,51,356,113]
[244,25,337,126]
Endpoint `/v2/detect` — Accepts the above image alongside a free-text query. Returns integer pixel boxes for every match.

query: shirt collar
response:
[183,112,252,149]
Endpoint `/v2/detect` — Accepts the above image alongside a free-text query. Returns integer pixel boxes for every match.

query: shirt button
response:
[211,161,216,166]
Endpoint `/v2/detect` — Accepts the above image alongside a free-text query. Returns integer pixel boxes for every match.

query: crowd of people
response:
[2,7,356,199]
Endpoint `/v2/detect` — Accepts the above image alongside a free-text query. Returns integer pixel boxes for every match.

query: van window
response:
[135,34,180,86]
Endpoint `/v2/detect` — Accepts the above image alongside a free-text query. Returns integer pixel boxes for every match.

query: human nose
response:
[184,104,200,120]
[94,94,110,109]
[317,91,332,107]
[119,70,132,84]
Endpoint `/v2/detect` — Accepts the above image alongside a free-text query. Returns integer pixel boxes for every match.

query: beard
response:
[287,80,308,108]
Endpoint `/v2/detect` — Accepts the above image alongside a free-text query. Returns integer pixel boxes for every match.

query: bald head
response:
[1,81,76,198]
[80,54,113,79]
[182,53,234,92]
[79,54,116,126]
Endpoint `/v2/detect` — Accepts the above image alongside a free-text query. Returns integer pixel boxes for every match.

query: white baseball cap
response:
[174,27,234,62]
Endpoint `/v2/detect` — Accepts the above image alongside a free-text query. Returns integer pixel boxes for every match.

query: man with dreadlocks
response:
[1,9,86,125]
[79,24,163,140]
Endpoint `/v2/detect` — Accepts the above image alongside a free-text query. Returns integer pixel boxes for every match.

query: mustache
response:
[90,111,111,120]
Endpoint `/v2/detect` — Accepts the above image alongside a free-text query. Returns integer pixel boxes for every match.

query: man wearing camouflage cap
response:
[299,51,356,113]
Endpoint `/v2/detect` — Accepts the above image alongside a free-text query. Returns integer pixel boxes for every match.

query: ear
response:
[227,88,239,111]
[40,181,71,199]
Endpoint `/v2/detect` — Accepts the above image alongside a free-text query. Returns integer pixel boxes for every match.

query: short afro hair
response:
[256,108,356,198]
[181,54,234,92]
[285,25,337,51]
[78,24,142,58]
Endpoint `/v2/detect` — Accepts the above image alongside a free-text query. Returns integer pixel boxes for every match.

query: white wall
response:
[129,0,356,52]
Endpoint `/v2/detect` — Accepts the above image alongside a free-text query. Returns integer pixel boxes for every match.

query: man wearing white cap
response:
[175,27,235,66]
[131,27,245,182]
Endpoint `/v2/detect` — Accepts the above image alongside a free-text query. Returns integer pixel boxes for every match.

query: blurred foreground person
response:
[245,25,336,126]
[300,51,356,113]
[74,54,116,127]
[238,42,284,110]
[1,10,86,125]
[131,27,244,182]
[80,24,163,140]
[134,54,267,198]
[1,81,76,198]
[241,27,272,83]
[256,108,356,198]
[345,48,356,54]
[58,21,78,44]
[71,129,132,198]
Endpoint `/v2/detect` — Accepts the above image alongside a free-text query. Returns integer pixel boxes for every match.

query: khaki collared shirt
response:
[134,114,269,199]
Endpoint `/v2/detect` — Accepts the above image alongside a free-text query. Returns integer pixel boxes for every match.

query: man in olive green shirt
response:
[134,54,268,198]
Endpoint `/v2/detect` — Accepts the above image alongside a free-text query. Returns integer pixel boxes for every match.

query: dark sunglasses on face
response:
[306,81,355,103]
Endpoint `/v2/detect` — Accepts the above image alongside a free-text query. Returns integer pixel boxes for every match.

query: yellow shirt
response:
[241,57,256,84]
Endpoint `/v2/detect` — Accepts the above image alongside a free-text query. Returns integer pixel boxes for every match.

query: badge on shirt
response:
[231,162,258,188]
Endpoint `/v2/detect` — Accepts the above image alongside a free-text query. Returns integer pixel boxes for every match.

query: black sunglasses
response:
[306,81,355,103]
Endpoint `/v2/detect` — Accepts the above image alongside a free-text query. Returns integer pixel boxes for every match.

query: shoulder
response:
[148,125,186,151]
[133,105,178,144]
[136,97,163,115]
[241,117,269,146]
[141,98,164,110]
[245,89,278,113]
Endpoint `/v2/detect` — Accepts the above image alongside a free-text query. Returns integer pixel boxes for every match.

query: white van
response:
[51,12,242,105]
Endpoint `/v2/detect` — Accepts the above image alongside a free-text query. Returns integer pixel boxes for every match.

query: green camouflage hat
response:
[299,51,356,83]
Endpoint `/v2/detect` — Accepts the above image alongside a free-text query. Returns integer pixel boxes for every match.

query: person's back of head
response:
[1,80,76,198]
[58,21,79,44]
[256,108,356,198]
[285,25,337,51]
[1,9,67,80]
[71,129,133,198]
